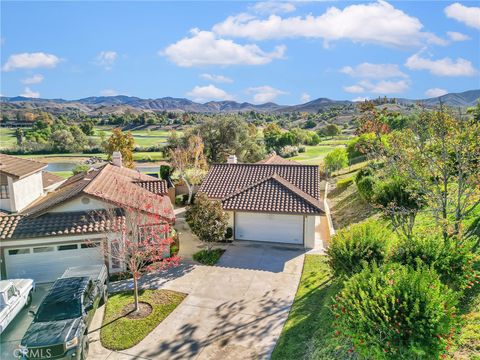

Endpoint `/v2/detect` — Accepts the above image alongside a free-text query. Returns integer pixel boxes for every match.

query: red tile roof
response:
[0,154,46,179]
[23,164,174,221]
[42,171,66,189]
[256,154,300,165]
[200,163,324,214]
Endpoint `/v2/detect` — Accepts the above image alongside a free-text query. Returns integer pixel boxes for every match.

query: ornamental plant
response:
[391,234,480,291]
[326,220,392,278]
[332,263,459,359]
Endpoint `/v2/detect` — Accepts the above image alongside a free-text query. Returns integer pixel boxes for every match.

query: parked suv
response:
[20,265,108,360]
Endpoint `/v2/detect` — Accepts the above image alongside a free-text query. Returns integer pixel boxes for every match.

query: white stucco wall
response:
[304,215,317,249]
[10,172,44,212]
[225,211,234,227]
[49,196,113,213]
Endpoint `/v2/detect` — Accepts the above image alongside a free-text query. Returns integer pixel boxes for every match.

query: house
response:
[0,154,65,213]
[0,153,174,283]
[199,156,328,248]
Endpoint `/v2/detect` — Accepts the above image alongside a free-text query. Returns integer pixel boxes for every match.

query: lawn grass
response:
[0,128,17,148]
[272,255,349,360]
[51,171,73,178]
[291,145,337,165]
[100,289,186,350]
[192,248,225,265]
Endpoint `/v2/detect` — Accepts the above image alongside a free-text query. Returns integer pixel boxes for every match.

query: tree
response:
[95,181,178,312]
[104,128,135,168]
[324,148,348,174]
[185,193,229,251]
[169,135,208,204]
[15,128,24,146]
[263,123,283,151]
[69,125,88,151]
[79,120,95,136]
[382,107,480,239]
[320,123,341,137]
[51,129,75,152]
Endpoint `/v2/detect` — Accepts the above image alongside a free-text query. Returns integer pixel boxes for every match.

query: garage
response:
[235,212,304,244]
[4,241,104,283]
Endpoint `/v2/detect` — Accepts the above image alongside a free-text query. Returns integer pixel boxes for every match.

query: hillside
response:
[1,90,478,116]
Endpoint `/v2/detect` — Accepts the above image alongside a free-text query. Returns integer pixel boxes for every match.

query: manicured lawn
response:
[291,145,337,165]
[100,289,186,350]
[51,171,73,178]
[0,128,17,148]
[272,255,348,360]
[193,248,225,265]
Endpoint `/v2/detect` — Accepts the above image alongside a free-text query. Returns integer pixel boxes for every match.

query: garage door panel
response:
[236,212,303,244]
[5,243,104,283]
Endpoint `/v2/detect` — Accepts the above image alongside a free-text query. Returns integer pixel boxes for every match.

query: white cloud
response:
[344,84,365,93]
[300,92,311,103]
[200,73,233,83]
[21,74,44,85]
[162,29,286,67]
[186,84,234,102]
[445,3,480,29]
[446,31,470,42]
[252,2,296,14]
[213,1,444,47]
[344,80,409,94]
[94,51,118,70]
[425,88,448,97]
[100,89,119,96]
[352,97,370,102]
[247,85,287,103]
[340,63,407,79]
[2,52,60,71]
[405,53,477,77]
[20,87,40,98]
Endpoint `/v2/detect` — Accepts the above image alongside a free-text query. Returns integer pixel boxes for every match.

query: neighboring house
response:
[199,156,328,248]
[0,154,64,213]
[256,153,301,165]
[0,155,174,283]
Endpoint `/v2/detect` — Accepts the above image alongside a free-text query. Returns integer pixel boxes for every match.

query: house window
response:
[81,242,100,249]
[58,244,78,251]
[33,246,54,253]
[0,185,9,199]
[8,248,30,255]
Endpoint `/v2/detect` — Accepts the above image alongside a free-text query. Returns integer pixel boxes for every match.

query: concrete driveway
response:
[89,241,305,360]
[0,283,51,360]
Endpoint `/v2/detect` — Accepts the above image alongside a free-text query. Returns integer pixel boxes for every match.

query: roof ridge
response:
[269,174,324,212]
[221,173,277,201]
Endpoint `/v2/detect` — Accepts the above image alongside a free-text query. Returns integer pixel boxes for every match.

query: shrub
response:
[332,263,458,359]
[356,175,376,202]
[336,177,354,190]
[279,145,299,158]
[326,220,392,278]
[355,166,374,183]
[225,227,233,239]
[391,235,479,291]
[324,148,348,174]
[298,145,306,153]
[72,164,90,175]
[193,249,225,265]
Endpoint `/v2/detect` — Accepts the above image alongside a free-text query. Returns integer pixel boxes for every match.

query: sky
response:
[1,1,479,104]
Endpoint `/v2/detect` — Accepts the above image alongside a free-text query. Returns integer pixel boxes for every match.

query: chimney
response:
[112,151,123,167]
[227,155,237,164]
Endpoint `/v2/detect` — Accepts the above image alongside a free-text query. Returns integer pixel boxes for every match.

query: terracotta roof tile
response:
[199,163,323,214]
[256,154,300,165]
[134,180,168,195]
[0,154,46,179]
[0,211,124,240]
[42,171,66,189]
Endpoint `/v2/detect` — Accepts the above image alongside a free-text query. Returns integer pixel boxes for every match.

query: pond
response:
[46,162,159,174]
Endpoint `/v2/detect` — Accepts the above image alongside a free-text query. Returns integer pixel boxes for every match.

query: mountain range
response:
[1,90,478,115]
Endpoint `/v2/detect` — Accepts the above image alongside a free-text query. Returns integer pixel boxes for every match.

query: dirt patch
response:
[121,301,153,319]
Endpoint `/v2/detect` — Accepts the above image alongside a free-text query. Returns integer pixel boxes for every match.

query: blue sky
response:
[1,1,479,104]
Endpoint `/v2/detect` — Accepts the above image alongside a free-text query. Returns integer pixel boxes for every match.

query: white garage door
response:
[235,212,304,244]
[5,241,104,283]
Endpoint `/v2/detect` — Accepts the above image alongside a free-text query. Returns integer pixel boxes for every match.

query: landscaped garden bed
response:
[193,248,225,265]
[100,289,186,350]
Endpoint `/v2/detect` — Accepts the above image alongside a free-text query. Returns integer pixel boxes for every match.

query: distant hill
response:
[1,90,478,115]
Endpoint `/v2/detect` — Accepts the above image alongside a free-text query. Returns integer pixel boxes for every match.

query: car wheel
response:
[24,291,33,308]
[81,338,89,360]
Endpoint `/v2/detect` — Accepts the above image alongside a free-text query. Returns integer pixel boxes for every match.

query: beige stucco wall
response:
[11,172,44,212]
[225,211,234,228]
[304,215,317,248]
[49,195,113,213]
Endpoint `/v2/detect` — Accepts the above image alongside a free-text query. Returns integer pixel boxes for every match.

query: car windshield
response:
[35,299,82,322]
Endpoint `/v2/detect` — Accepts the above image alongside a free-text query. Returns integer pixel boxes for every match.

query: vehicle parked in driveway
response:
[20,265,108,360]
[0,279,35,334]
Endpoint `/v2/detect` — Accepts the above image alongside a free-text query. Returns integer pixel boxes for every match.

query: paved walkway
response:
[89,242,305,360]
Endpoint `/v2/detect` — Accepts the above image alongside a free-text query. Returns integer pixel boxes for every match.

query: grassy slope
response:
[291,145,336,165]
[101,289,186,350]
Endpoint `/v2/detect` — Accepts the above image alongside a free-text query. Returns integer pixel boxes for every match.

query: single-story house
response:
[199,155,328,248]
[0,153,175,283]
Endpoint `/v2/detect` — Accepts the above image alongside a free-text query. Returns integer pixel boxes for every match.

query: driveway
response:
[89,241,305,360]
[0,283,51,360]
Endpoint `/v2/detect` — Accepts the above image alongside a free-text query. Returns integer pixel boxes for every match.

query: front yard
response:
[100,289,186,350]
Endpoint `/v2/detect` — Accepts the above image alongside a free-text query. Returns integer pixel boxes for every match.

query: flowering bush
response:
[326,220,392,278]
[332,263,458,359]
[391,234,480,291]
[279,145,299,158]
